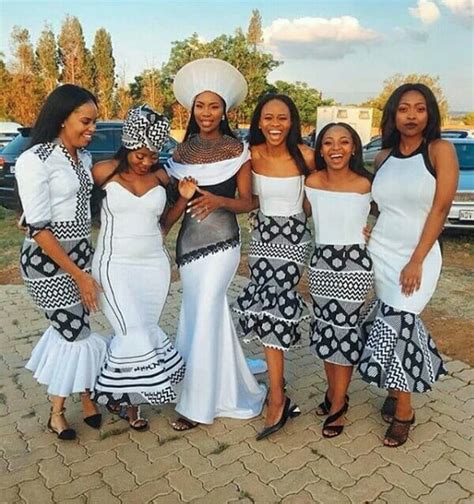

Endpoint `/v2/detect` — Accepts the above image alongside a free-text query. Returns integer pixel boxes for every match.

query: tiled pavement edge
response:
[0,280,472,504]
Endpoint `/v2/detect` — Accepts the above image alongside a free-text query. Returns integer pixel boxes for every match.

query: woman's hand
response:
[187,187,222,222]
[74,271,102,312]
[363,225,372,244]
[178,177,197,200]
[399,260,422,297]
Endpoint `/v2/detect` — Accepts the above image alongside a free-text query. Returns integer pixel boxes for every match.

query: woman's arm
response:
[161,176,196,235]
[92,159,119,186]
[187,160,254,221]
[399,140,459,296]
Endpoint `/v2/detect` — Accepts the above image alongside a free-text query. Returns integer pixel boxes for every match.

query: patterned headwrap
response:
[121,104,170,152]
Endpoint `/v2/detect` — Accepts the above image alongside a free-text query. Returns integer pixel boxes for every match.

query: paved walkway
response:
[0,280,473,504]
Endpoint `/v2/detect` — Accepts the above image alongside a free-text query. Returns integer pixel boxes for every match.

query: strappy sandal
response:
[80,392,102,429]
[316,392,349,417]
[47,408,76,440]
[171,417,198,431]
[384,414,415,448]
[118,406,149,431]
[256,397,301,441]
[322,401,349,438]
[381,396,397,423]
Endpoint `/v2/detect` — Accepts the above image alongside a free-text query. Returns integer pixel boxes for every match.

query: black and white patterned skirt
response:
[358,300,447,392]
[309,244,374,366]
[233,211,312,351]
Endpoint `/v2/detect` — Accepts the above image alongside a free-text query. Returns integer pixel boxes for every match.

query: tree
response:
[130,68,165,112]
[0,53,12,120]
[7,27,42,125]
[58,16,94,88]
[36,24,59,94]
[361,73,449,128]
[272,80,335,127]
[462,112,474,126]
[247,9,263,50]
[93,28,115,118]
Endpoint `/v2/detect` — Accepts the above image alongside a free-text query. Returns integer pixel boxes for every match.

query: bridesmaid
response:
[358,83,458,447]
[15,85,107,439]
[234,94,314,440]
[305,122,373,438]
[91,105,185,430]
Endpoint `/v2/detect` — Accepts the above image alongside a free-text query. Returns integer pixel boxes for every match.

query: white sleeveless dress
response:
[305,188,374,366]
[92,182,185,408]
[358,143,446,392]
[234,173,312,351]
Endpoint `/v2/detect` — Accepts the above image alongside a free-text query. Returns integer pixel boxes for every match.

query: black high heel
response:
[256,397,299,441]
[322,401,349,438]
[316,392,349,417]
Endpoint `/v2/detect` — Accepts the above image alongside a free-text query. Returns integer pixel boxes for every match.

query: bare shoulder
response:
[374,148,391,170]
[430,138,456,156]
[354,174,372,193]
[92,159,119,185]
[429,138,458,174]
[305,170,325,189]
[154,167,170,186]
[250,144,263,160]
[299,144,315,170]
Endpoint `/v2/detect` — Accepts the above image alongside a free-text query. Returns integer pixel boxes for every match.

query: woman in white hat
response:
[163,58,266,429]
[91,105,185,430]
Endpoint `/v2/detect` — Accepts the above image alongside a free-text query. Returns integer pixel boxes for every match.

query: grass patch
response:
[238,491,254,502]
[0,208,23,269]
[0,393,6,404]
[21,410,35,418]
[99,426,129,440]
[308,391,317,399]
[158,435,180,446]
[211,442,229,455]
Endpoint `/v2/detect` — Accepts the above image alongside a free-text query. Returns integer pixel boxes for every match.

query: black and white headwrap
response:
[121,104,170,152]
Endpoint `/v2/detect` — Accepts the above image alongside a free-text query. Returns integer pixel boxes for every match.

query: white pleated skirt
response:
[175,246,266,424]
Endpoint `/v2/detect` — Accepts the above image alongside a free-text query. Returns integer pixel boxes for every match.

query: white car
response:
[0,122,22,150]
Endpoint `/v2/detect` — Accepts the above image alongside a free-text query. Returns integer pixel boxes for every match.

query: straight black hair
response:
[381,83,441,149]
[30,84,97,148]
[183,94,236,141]
[314,122,372,181]
[248,94,309,176]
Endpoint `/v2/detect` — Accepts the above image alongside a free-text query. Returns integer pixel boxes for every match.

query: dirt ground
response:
[1,224,473,366]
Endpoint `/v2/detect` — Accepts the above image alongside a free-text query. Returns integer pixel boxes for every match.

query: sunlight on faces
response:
[395,90,428,138]
[59,101,98,151]
[259,99,291,147]
[127,147,159,176]
[193,90,225,138]
[321,125,355,171]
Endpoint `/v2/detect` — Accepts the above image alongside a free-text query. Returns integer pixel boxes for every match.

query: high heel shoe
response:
[316,392,350,417]
[47,408,76,440]
[322,401,349,438]
[256,397,300,441]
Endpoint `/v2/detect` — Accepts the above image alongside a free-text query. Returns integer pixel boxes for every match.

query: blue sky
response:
[1,0,473,111]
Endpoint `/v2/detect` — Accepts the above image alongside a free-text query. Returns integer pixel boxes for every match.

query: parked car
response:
[362,136,382,167]
[0,122,178,209]
[441,129,474,139]
[445,138,474,229]
[234,128,249,142]
[0,121,22,150]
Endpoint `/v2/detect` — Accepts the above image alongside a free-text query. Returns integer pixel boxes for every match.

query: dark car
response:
[0,122,178,209]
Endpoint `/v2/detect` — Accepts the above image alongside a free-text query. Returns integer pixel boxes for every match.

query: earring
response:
[351,152,355,156]
[221,115,225,121]
[61,124,65,128]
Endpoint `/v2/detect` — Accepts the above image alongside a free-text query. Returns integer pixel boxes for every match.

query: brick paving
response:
[0,280,472,503]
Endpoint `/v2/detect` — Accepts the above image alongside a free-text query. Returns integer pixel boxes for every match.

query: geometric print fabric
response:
[234,210,311,351]
[309,244,374,366]
[358,300,447,392]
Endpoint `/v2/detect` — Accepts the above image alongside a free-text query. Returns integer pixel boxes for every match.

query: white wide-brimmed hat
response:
[173,58,248,111]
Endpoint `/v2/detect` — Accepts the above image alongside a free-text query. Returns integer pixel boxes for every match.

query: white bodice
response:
[96,182,166,259]
[305,187,371,245]
[252,172,304,217]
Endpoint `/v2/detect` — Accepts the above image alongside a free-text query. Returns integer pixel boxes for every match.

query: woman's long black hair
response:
[183,93,236,141]
[381,83,441,149]
[30,84,97,147]
[248,94,309,175]
[314,122,372,181]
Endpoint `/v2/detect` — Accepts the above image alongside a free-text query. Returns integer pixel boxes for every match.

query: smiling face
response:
[193,90,225,138]
[127,147,159,176]
[59,100,98,151]
[320,125,355,171]
[258,99,291,147]
[395,90,428,138]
